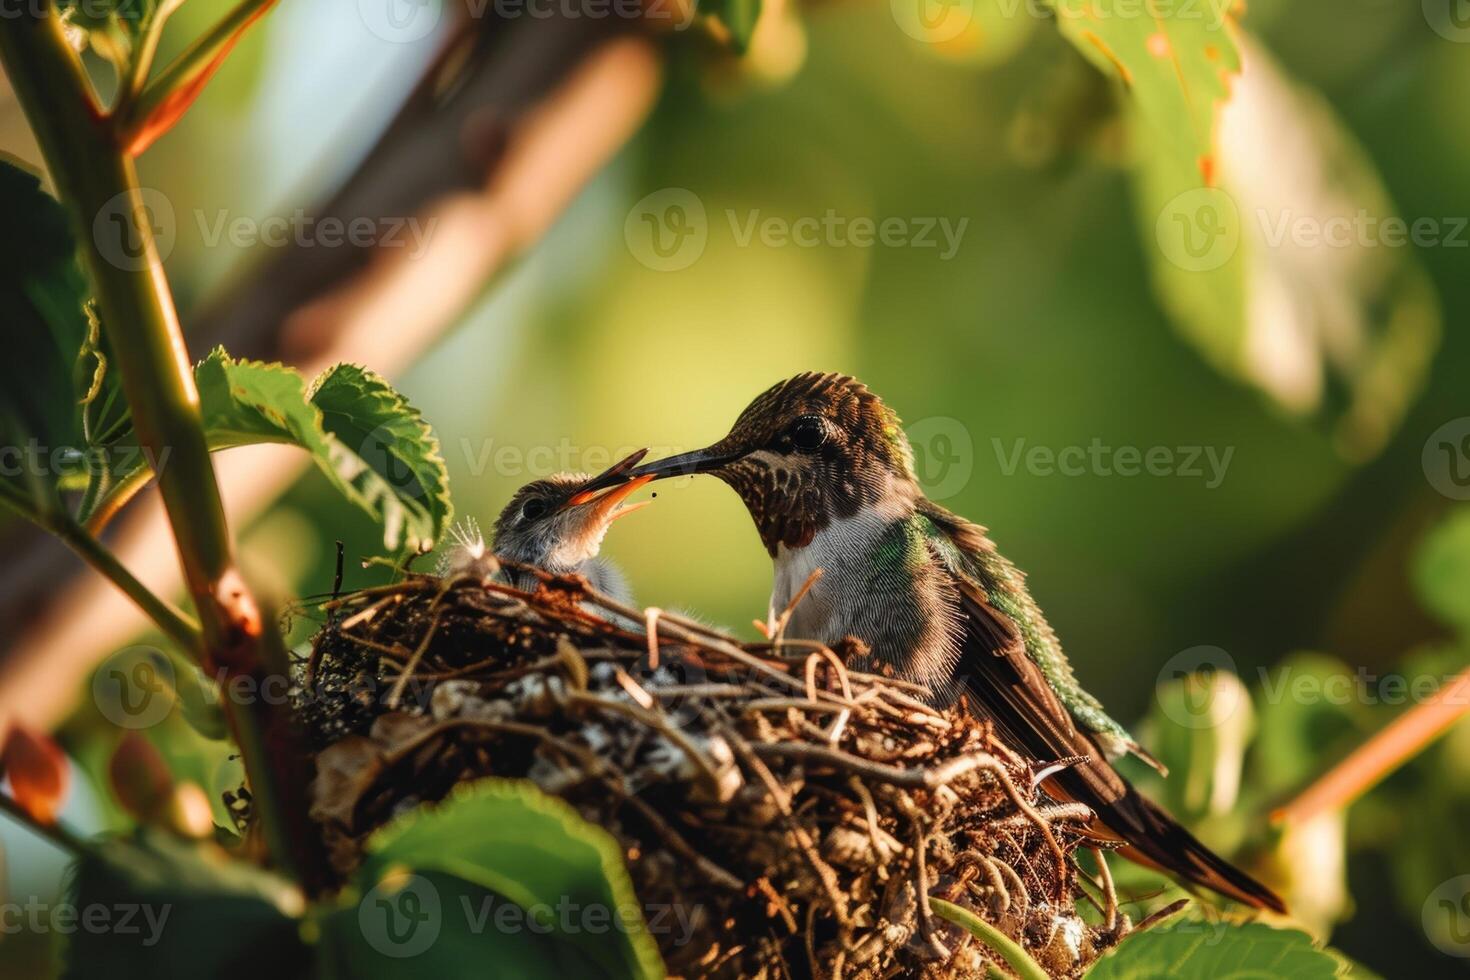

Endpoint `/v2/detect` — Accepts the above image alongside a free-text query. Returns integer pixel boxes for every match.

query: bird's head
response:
[491,449,654,573]
[612,374,919,554]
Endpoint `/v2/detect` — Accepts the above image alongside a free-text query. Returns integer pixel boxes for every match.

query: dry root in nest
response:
[298,561,1132,978]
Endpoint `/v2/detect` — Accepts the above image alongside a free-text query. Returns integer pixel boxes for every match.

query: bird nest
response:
[297,561,1130,978]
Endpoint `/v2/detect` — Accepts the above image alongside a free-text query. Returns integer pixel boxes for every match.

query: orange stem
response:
[1272,664,1470,826]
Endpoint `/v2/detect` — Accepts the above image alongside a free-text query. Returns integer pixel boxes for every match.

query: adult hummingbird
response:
[609,373,1284,912]
[440,449,654,604]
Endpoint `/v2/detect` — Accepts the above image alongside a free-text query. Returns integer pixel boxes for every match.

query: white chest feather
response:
[771,504,905,642]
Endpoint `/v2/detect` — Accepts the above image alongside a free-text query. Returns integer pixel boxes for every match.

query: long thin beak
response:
[624,444,745,482]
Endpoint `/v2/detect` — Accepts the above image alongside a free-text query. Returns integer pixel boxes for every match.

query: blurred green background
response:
[4,0,1469,974]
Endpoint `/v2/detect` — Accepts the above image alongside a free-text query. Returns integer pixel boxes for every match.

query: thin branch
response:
[1272,664,1470,827]
[116,0,188,116]
[119,0,282,155]
[0,793,91,854]
[83,463,154,535]
[55,517,202,655]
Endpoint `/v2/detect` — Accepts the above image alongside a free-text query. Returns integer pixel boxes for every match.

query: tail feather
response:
[1047,772,1286,913]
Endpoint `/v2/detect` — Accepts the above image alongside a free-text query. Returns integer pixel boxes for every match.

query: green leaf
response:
[97,350,451,552]
[1050,0,1239,183]
[0,158,115,516]
[62,829,309,980]
[1413,509,1470,635]
[351,779,663,979]
[318,870,606,978]
[1085,921,1348,979]
[309,364,453,553]
[702,0,762,52]
[1129,35,1437,461]
[193,348,326,450]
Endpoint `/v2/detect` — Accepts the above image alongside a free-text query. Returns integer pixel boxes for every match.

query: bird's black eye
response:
[520,497,548,521]
[789,415,827,452]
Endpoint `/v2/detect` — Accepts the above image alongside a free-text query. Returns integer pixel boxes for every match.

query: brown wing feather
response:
[946,573,1286,913]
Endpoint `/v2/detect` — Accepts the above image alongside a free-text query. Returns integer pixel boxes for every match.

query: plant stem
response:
[118,0,188,115]
[119,0,280,151]
[0,482,203,654]
[82,463,153,535]
[1273,665,1470,827]
[61,518,204,654]
[0,6,323,890]
[930,897,1051,980]
[0,792,91,855]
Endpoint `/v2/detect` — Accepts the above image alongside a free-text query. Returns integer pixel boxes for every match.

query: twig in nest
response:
[755,876,799,934]
[1134,897,1191,933]
[384,607,445,708]
[772,567,823,643]
[644,606,662,668]
[900,794,951,961]
[1090,846,1118,933]
[565,690,723,795]
[600,777,745,892]
[723,719,852,929]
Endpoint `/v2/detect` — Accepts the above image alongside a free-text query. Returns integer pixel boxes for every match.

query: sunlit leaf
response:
[346,779,663,979]
[1050,0,1240,183]
[1135,665,1253,821]
[96,350,451,552]
[1134,35,1438,460]
[1085,921,1348,978]
[309,363,452,553]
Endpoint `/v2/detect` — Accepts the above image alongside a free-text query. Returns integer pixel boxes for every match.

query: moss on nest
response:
[298,562,1129,977]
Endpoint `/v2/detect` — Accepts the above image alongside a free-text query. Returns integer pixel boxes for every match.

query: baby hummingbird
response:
[440,449,654,604]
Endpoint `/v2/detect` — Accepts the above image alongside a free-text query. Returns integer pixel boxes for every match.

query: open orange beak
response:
[563,449,654,524]
[563,473,655,525]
